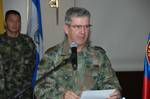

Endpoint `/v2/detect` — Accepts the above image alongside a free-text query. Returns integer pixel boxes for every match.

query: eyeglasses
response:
[69,24,92,30]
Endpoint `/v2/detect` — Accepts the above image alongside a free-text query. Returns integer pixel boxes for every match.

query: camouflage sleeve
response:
[0,48,4,98]
[34,53,64,99]
[0,37,5,98]
[29,38,36,73]
[94,47,122,91]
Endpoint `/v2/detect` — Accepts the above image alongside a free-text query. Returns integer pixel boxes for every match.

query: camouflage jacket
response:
[34,40,121,99]
[0,33,36,99]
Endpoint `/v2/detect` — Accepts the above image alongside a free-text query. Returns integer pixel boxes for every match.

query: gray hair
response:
[65,7,91,25]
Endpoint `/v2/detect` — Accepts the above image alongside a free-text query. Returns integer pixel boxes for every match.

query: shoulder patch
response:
[45,44,59,54]
[94,46,106,53]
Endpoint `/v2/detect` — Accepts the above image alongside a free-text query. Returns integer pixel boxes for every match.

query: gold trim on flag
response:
[0,0,4,33]
[146,40,150,65]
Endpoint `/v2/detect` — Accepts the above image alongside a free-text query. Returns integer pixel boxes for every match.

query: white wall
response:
[76,0,150,71]
[40,0,74,51]
[3,0,149,71]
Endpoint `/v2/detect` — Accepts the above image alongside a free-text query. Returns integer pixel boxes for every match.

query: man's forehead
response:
[71,16,89,19]
[8,14,19,17]
[71,16,90,23]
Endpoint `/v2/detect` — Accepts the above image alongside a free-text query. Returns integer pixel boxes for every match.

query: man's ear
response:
[4,21,7,30]
[64,24,69,35]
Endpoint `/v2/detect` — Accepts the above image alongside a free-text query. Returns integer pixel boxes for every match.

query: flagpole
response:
[26,0,30,34]
[27,0,29,22]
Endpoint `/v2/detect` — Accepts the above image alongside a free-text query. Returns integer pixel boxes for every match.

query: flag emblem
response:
[146,41,150,65]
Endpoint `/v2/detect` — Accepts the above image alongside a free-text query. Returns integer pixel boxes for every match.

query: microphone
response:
[70,42,78,70]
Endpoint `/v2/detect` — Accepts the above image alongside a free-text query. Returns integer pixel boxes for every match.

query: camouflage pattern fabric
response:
[0,33,36,99]
[34,39,121,99]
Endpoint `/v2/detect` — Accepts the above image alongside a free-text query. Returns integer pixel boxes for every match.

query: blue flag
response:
[27,0,43,87]
[142,33,150,99]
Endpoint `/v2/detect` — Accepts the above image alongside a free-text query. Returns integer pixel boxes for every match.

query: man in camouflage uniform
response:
[0,10,36,99]
[34,7,121,99]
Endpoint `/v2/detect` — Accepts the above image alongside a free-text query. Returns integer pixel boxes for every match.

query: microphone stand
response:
[13,58,70,99]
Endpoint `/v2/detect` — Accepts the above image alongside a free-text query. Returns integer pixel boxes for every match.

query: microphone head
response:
[70,42,77,48]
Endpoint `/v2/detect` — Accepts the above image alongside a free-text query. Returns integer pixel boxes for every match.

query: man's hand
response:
[107,89,121,99]
[63,91,80,99]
